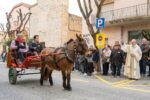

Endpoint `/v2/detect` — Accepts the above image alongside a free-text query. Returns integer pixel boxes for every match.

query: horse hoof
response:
[65,87,72,91]
[40,82,43,86]
[63,84,67,89]
[50,83,53,86]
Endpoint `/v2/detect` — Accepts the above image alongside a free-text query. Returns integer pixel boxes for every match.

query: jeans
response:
[17,52,25,62]
[147,61,150,75]
[112,63,122,76]
[140,59,147,75]
[2,55,6,62]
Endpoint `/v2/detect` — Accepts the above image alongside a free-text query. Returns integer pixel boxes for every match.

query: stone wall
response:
[30,0,69,47]
[68,14,82,39]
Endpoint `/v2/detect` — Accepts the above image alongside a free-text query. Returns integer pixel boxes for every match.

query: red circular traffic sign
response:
[98,36,102,41]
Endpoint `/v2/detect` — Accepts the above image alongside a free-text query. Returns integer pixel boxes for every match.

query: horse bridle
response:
[51,39,84,68]
[63,41,77,63]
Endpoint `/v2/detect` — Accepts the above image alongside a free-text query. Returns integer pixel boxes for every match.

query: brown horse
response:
[40,34,88,91]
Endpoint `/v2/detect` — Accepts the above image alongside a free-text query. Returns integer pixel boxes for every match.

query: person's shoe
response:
[147,74,150,77]
[87,73,92,76]
[74,70,79,72]
[83,73,87,76]
[116,76,121,78]
[103,73,108,76]
[93,71,98,75]
[142,74,146,77]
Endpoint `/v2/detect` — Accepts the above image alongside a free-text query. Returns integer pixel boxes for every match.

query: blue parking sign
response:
[96,18,105,29]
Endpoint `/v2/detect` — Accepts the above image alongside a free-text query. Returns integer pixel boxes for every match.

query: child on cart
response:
[10,33,28,64]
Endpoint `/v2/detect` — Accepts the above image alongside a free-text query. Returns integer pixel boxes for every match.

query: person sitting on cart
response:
[10,33,28,64]
[29,35,43,56]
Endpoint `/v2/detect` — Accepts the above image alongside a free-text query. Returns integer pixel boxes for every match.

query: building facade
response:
[83,0,150,46]
[30,0,82,47]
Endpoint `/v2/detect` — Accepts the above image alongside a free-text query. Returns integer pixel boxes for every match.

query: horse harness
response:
[51,43,77,69]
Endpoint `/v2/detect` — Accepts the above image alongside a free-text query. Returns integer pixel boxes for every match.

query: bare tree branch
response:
[20,12,32,33]
[77,0,86,19]
[95,0,105,18]
[0,23,8,40]
[94,0,99,7]
[0,23,5,31]
[77,0,95,36]
[78,0,106,45]
[16,9,23,33]
[88,0,93,18]
[16,9,31,34]
[83,0,88,17]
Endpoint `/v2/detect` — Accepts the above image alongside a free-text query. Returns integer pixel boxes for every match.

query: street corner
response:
[95,74,150,93]
[95,74,132,85]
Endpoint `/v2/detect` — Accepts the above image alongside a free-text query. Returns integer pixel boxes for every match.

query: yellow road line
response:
[73,79,89,83]
[95,75,150,93]
[113,80,135,87]
[95,75,111,85]
[124,84,150,87]
[112,80,130,85]
[115,86,150,93]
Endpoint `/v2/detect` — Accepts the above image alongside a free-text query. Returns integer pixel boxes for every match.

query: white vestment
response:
[122,44,142,79]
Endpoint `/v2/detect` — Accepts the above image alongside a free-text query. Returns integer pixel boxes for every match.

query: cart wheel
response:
[8,68,17,84]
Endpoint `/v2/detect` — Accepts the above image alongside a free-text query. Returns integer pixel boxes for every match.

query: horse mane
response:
[66,39,74,44]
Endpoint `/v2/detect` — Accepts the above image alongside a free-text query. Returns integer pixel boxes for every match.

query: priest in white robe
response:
[122,39,142,80]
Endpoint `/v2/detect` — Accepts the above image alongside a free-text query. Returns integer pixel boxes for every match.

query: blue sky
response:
[0,0,81,24]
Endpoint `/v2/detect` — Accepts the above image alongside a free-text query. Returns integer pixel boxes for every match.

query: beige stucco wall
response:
[68,14,82,39]
[122,23,150,43]
[102,26,121,46]
[30,0,69,47]
[101,22,150,46]
[114,0,147,9]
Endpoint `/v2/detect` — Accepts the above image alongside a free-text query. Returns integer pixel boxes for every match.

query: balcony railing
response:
[101,3,150,22]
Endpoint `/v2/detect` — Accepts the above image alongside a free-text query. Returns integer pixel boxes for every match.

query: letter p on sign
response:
[96,18,105,29]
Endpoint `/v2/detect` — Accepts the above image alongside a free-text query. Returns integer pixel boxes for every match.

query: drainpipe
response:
[121,26,124,42]
[148,0,150,15]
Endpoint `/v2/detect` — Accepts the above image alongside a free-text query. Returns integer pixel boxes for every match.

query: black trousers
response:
[111,63,122,76]
[86,62,94,74]
[140,59,147,75]
[103,62,109,75]
[148,62,150,76]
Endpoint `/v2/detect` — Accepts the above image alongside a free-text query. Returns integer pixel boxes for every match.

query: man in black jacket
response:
[29,35,43,55]
[140,38,149,76]
[110,42,124,77]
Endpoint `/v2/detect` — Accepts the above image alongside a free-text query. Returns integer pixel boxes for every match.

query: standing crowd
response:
[74,38,150,80]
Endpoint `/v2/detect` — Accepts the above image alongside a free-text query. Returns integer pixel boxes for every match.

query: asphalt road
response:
[0,62,150,100]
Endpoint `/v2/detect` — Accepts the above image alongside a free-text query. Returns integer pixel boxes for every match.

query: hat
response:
[114,41,120,46]
[17,33,23,37]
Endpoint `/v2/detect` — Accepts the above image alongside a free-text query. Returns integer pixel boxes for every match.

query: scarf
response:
[16,37,25,43]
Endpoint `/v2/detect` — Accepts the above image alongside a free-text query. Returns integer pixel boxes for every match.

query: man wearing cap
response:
[110,41,124,77]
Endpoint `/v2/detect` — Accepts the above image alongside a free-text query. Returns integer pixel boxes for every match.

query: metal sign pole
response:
[99,30,102,72]
[96,18,105,72]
